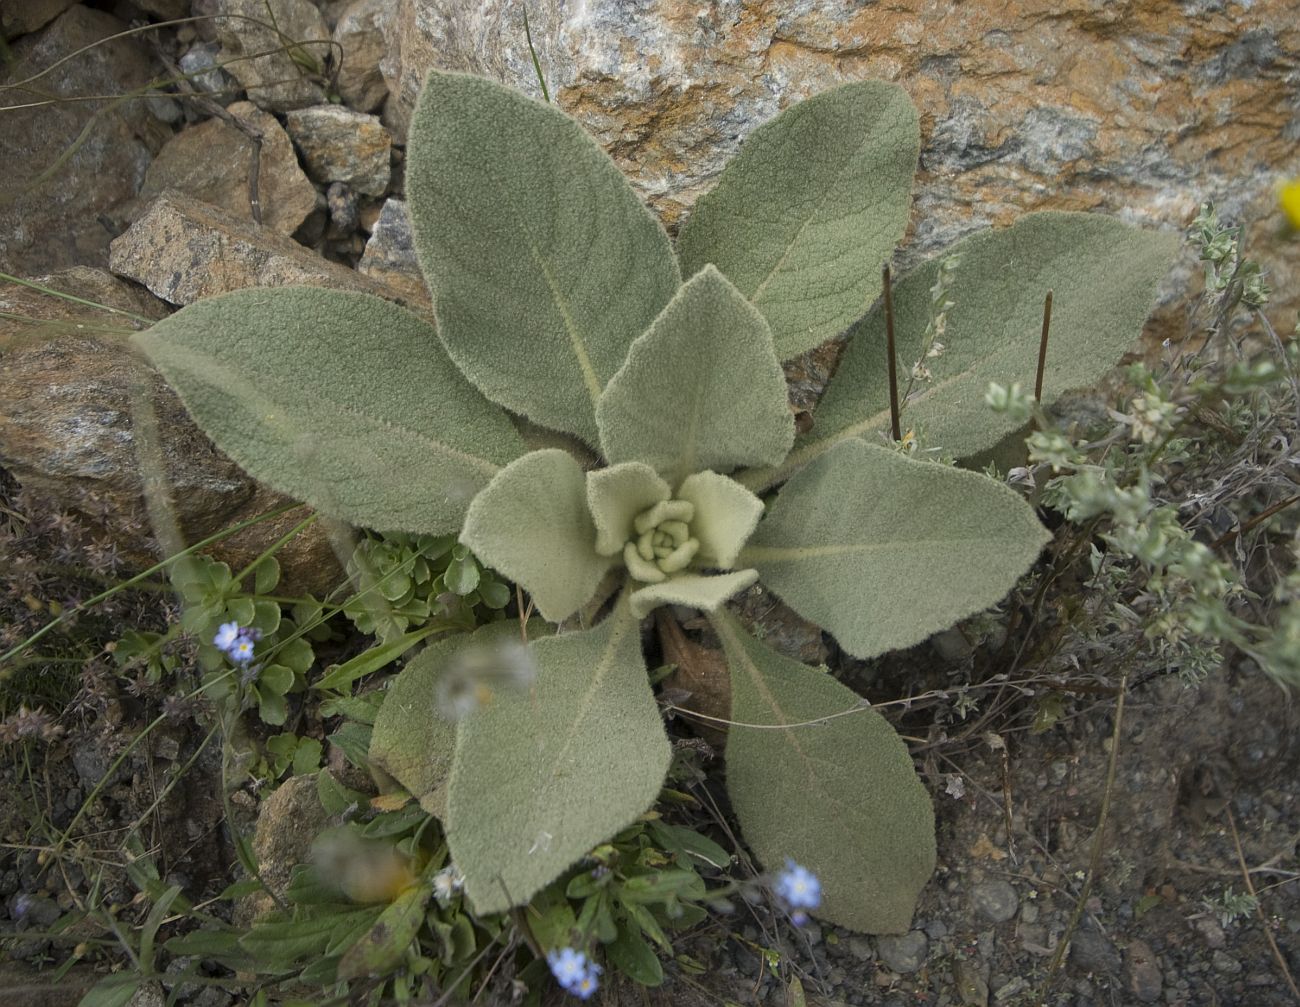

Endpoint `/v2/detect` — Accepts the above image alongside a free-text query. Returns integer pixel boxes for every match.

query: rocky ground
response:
[1,1,1298,1005]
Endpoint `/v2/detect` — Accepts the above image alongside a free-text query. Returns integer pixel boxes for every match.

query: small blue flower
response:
[213,622,241,652]
[547,947,601,999]
[775,859,821,925]
[229,636,257,664]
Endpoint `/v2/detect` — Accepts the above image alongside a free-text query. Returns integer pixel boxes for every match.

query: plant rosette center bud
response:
[623,498,700,583]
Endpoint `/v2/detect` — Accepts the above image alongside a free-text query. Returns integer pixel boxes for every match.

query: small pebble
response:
[876,930,928,974]
[971,879,1019,923]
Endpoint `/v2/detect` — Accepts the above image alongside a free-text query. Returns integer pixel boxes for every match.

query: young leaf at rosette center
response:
[446,599,672,915]
[740,440,1050,660]
[407,71,680,448]
[133,287,524,534]
[629,569,759,620]
[676,81,919,361]
[587,462,672,557]
[460,450,615,624]
[596,265,794,485]
[753,212,1179,489]
[712,611,935,934]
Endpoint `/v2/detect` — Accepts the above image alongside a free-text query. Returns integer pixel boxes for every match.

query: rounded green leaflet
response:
[747,212,1180,490]
[741,440,1051,660]
[677,80,920,361]
[132,287,524,535]
[713,611,935,934]
[407,71,680,448]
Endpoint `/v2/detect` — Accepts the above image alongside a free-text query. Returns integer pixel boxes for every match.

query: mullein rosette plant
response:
[133,71,1175,939]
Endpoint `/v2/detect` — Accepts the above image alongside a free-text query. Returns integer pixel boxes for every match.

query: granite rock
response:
[0,268,341,595]
[108,193,405,307]
[0,6,168,275]
[212,0,330,111]
[136,101,318,236]
[285,105,393,197]
[379,0,1299,332]
[357,199,428,307]
[333,0,392,112]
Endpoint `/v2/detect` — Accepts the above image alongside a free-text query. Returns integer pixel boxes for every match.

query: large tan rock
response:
[333,0,392,112]
[107,193,410,308]
[135,102,319,237]
[0,6,168,275]
[379,0,1299,326]
[0,269,342,595]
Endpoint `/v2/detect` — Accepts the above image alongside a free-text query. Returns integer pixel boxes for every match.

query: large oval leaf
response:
[741,440,1050,659]
[596,265,794,485]
[133,287,524,533]
[407,71,680,447]
[713,612,934,934]
[446,600,671,914]
[677,81,919,361]
[748,212,1178,489]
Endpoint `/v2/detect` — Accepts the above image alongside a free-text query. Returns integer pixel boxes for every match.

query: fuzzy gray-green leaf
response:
[677,82,919,361]
[407,71,680,447]
[460,450,614,624]
[133,287,523,533]
[596,266,793,483]
[628,569,759,620]
[741,440,1049,659]
[755,212,1178,488]
[713,612,934,934]
[446,600,671,914]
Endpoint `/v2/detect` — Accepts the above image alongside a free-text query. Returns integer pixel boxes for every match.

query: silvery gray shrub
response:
[135,71,1175,934]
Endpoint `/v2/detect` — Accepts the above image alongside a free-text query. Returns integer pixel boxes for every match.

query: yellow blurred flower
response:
[1282,177,1300,230]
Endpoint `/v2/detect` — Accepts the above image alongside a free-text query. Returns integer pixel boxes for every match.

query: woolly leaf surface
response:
[596,266,793,483]
[676,82,919,360]
[628,569,759,620]
[460,450,613,624]
[407,71,680,447]
[741,440,1049,659]
[675,471,765,569]
[750,212,1178,489]
[713,612,934,934]
[587,463,672,557]
[447,601,671,914]
[368,622,545,819]
[132,287,523,533]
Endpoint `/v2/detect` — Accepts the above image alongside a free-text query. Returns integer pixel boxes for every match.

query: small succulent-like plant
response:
[133,71,1175,934]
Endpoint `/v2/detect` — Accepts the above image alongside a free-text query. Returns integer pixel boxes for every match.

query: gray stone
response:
[0,7,168,275]
[1211,950,1242,974]
[213,0,330,111]
[136,102,318,236]
[970,879,1019,924]
[1194,916,1226,949]
[1069,927,1120,976]
[178,41,237,100]
[8,894,61,928]
[357,199,428,307]
[1125,939,1163,1003]
[876,930,927,974]
[285,105,392,197]
[846,934,874,962]
[333,0,391,112]
[108,193,401,307]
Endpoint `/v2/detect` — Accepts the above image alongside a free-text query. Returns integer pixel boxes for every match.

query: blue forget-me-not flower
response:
[547,947,602,999]
[775,859,821,925]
